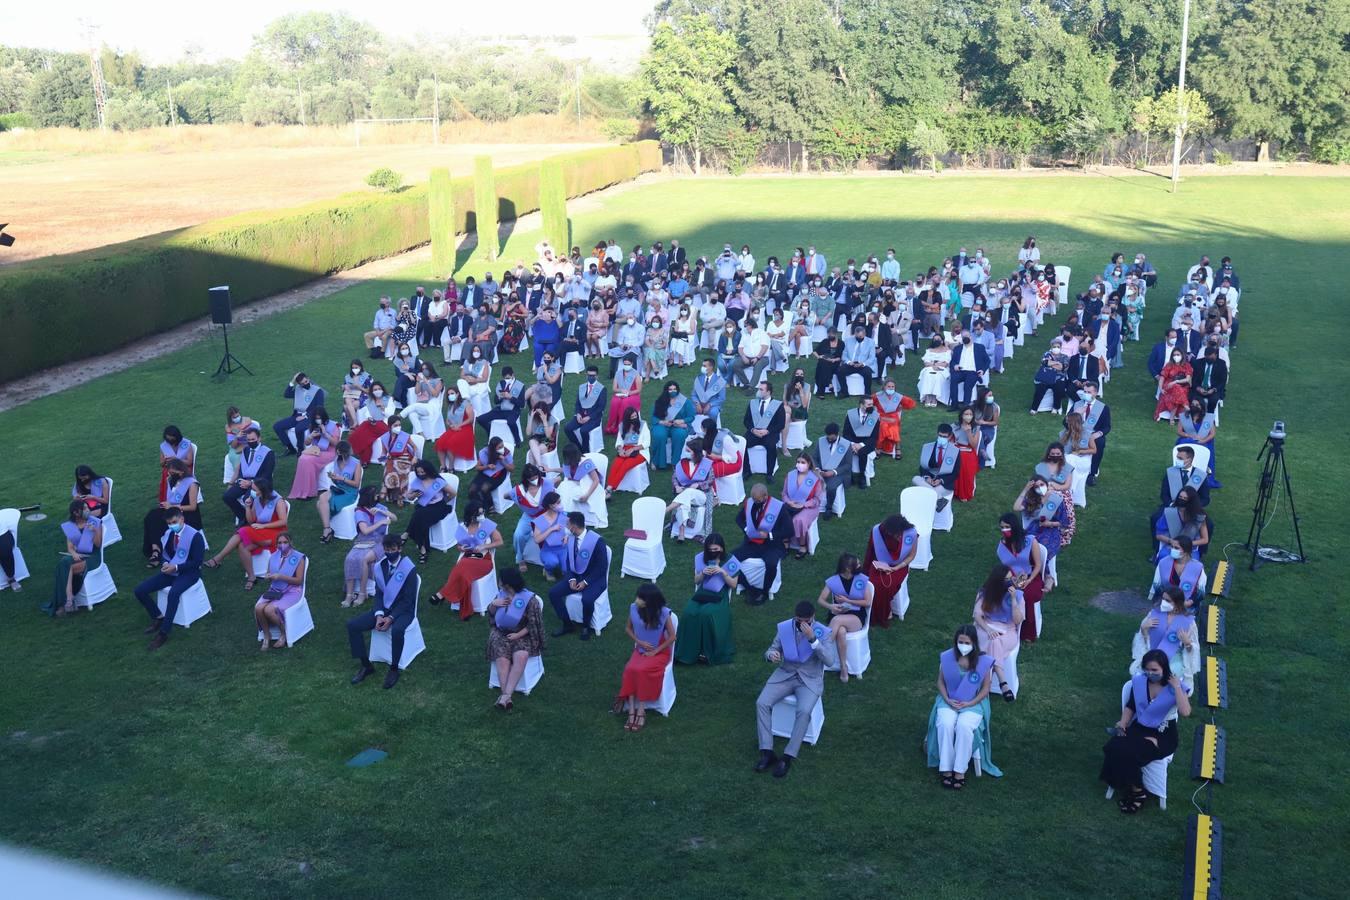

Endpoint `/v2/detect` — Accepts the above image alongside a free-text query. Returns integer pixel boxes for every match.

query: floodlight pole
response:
[1169,0,1192,194]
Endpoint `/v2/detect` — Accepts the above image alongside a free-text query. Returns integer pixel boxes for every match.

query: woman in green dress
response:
[674,532,739,665]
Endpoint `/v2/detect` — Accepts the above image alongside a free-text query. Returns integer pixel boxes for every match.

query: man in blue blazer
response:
[947,330,989,408]
[548,513,609,640]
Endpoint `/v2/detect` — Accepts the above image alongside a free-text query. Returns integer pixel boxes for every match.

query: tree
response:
[253,11,383,89]
[910,119,949,172]
[25,55,97,128]
[539,159,568,253]
[1133,88,1213,162]
[428,167,456,275]
[0,61,34,115]
[105,93,164,130]
[239,84,301,125]
[310,80,367,125]
[1193,0,1350,158]
[634,13,738,173]
[473,156,498,262]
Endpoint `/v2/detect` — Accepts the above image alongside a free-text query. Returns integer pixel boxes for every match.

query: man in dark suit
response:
[411,286,432,346]
[947,331,989,408]
[1067,346,1101,394]
[563,366,608,450]
[733,483,795,605]
[548,512,609,640]
[1160,445,1211,507]
[763,260,788,306]
[477,366,525,443]
[1068,381,1111,485]
[1189,345,1228,412]
[132,507,206,651]
[743,380,786,481]
[223,425,275,522]
[649,241,668,275]
[442,306,474,364]
[348,535,419,689]
[667,239,687,272]
[691,259,714,292]
[273,372,326,454]
[459,277,482,311]
[866,311,893,373]
[913,424,958,511]
[1147,329,1181,379]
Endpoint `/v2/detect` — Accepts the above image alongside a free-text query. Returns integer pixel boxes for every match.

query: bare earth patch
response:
[1089,589,1152,616]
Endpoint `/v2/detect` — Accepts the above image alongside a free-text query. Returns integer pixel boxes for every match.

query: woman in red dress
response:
[862,514,919,629]
[1153,352,1192,421]
[952,406,981,502]
[347,383,394,465]
[434,387,476,473]
[616,583,677,732]
[605,407,647,497]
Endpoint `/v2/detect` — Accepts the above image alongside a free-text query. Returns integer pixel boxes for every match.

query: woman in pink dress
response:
[781,453,822,559]
[288,407,340,499]
[605,356,644,435]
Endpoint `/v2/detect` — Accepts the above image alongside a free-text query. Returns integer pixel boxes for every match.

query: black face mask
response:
[385,552,401,565]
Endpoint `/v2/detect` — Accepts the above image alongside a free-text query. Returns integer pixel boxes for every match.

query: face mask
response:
[401,349,411,357]
[884,387,895,395]
[391,425,402,433]
[1160,600,1175,613]
[277,544,291,555]
[504,377,514,384]
[956,642,974,656]
[1146,672,1164,684]
[372,390,384,399]
[1035,485,1048,496]
[936,437,949,448]
[999,527,1012,536]
[247,440,260,449]
[231,415,243,424]
[984,395,994,403]
[587,375,597,383]
[1078,390,1091,401]
[386,553,401,565]
[1169,547,1183,560]
[168,522,184,534]
[1172,356,1182,363]
[796,462,809,472]
[962,336,971,344]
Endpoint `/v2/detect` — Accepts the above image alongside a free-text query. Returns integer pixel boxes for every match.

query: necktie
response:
[166,534,177,560]
[1085,403,1093,419]
[759,400,766,419]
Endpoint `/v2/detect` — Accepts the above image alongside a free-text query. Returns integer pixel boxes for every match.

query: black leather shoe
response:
[351,663,375,685]
[772,755,794,778]
[579,627,591,642]
[754,749,778,773]
[143,618,164,635]
[147,633,168,652]
[382,668,401,689]
[552,623,575,638]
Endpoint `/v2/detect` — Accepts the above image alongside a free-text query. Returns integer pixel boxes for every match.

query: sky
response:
[8,1,654,63]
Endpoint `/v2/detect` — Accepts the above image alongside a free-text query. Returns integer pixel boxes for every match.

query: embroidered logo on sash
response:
[394,571,405,582]
[580,550,590,560]
[968,671,981,683]
[477,530,488,542]
[904,535,914,544]
[1167,631,1179,644]
[1182,582,1193,593]
[811,623,827,642]
[513,597,527,609]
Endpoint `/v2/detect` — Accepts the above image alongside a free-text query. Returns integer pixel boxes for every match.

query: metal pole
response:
[433,77,441,145]
[1170,0,1192,193]
[575,65,582,123]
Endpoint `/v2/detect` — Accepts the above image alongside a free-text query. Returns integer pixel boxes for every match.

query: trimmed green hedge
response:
[0,140,660,382]
[473,155,498,261]
[539,159,568,253]
[428,167,455,276]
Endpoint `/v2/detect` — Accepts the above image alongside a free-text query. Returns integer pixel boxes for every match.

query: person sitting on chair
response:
[487,567,547,711]
[815,553,873,683]
[468,436,514,510]
[753,601,837,779]
[477,366,525,444]
[317,441,363,544]
[913,424,958,512]
[927,624,998,790]
[253,532,307,651]
[563,366,608,450]
[223,426,274,523]
[274,372,325,456]
[840,324,877,395]
[874,379,916,458]
[732,483,793,606]
[547,512,609,641]
[402,461,455,564]
[842,395,879,489]
[781,453,823,560]
[71,465,109,518]
[972,564,1024,702]
[132,506,204,651]
[348,535,419,690]
[614,582,678,733]
[204,476,290,591]
[812,423,854,518]
[674,533,739,665]
[429,501,502,622]
[143,458,201,568]
[947,329,988,409]
[691,358,727,424]
[742,380,786,482]
[1100,649,1190,813]
[49,501,103,618]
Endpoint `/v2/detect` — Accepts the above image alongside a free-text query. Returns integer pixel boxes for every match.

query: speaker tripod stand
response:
[1245,435,1305,571]
[213,322,252,378]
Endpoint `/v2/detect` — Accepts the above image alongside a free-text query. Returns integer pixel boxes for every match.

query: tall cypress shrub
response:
[539,158,568,254]
[428,167,455,275]
[473,155,498,261]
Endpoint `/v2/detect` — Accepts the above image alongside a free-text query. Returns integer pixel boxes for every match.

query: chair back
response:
[0,508,18,538]
[630,497,665,538]
[899,486,937,536]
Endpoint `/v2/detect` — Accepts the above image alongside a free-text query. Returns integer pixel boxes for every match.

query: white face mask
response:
[351,367,361,375]
[1035,485,1048,496]
[400,349,411,357]
[1160,600,1175,613]
[796,462,809,472]
[984,395,994,403]
[956,642,974,656]
[1170,547,1184,559]
[372,390,384,398]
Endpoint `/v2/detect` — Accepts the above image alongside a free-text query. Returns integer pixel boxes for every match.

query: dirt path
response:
[0,172,670,413]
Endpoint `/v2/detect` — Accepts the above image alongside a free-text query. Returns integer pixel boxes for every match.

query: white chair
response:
[487,419,517,451]
[735,557,782,601]
[156,580,212,627]
[1034,389,1062,415]
[99,477,123,547]
[563,351,585,374]
[851,452,876,486]
[73,562,116,609]
[250,549,272,578]
[790,519,821,556]
[770,693,824,745]
[569,453,610,528]
[222,455,237,485]
[668,501,706,540]
[784,420,808,451]
[586,426,606,455]
[621,497,666,580]
[331,504,358,540]
[256,570,315,647]
[747,445,771,476]
[1066,454,1091,508]
[615,425,652,495]
[893,573,912,620]
[984,431,998,469]
[370,574,426,668]
[491,478,515,516]
[900,486,937,570]
[844,373,867,397]
[428,510,461,553]
[489,651,546,695]
[1055,266,1071,311]
[565,546,613,634]
[831,484,847,518]
[644,612,679,716]
[824,617,872,678]
[1104,681,1172,809]
[450,552,497,618]
[0,509,31,591]
[715,436,747,506]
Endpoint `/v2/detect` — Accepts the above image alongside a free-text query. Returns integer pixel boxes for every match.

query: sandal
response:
[951,775,965,791]
[320,528,335,544]
[623,711,639,732]
[1118,788,1148,814]
[419,548,429,564]
[1000,681,1016,703]
[203,558,221,570]
[631,711,646,733]
[610,694,626,715]
[341,592,356,608]
[428,592,446,607]
[243,576,257,591]
[146,551,161,569]
[941,774,955,789]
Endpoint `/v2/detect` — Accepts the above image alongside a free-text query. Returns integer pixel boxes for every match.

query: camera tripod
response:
[1245,435,1306,570]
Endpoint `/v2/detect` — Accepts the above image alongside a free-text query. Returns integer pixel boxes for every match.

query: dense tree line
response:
[636,0,1350,168]
[0,12,636,132]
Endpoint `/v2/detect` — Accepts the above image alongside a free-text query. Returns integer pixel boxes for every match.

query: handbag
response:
[261,585,286,601]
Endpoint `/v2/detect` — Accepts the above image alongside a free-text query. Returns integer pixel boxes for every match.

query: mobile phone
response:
[1105,725,1123,736]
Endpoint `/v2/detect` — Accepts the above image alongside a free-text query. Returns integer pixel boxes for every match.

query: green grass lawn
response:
[1,174,1345,899]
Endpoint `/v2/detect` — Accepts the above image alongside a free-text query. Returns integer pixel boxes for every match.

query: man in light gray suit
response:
[912,423,958,512]
[754,601,838,779]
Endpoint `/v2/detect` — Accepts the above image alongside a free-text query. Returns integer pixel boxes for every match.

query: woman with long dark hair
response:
[674,532,738,665]
[1101,649,1190,813]
[650,380,693,470]
[815,553,872,683]
[614,582,677,732]
[862,513,918,629]
[995,512,1045,642]
[972,564,1024,702]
